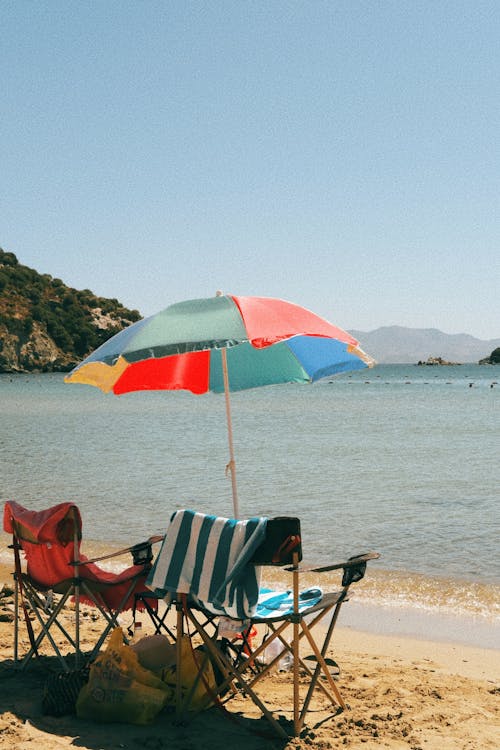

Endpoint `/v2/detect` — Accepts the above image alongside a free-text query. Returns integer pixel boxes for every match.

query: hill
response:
[2,249,497,371]
[349,326,500,364]
[0,249,141,373]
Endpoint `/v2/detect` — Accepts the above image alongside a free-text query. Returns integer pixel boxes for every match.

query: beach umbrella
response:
[65,293,375,517]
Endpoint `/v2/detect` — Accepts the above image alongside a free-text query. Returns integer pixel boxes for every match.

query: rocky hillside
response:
[0,249,141,373]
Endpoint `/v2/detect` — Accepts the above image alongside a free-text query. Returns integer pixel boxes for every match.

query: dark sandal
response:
[303,654,341,677]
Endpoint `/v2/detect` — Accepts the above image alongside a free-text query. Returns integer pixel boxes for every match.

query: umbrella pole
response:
[221,347,240,519]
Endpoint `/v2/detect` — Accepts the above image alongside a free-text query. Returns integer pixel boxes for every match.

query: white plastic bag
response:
[259,637,293,671]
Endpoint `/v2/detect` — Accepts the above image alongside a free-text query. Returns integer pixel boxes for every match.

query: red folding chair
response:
[3,500,158,670]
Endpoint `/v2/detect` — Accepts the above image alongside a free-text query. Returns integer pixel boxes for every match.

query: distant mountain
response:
[0,248,141,373]
[348,326,500,364]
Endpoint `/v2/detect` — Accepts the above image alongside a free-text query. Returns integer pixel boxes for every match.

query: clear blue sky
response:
[2,1,499,340]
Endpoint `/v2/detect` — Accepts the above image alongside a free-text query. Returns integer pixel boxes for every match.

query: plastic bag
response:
[76,628,173,725]
[131,633,177,673]
[161,636,217,711]
[258,636,293,672]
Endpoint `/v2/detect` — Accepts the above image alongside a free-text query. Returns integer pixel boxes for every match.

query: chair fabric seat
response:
[24,564,149,603]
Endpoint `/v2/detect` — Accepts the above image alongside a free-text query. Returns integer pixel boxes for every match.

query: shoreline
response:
[1,552,499,652]
[337,600,500,651]
[1,554,499,658]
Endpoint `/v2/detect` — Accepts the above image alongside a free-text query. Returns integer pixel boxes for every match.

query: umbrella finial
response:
[215,290,223,297]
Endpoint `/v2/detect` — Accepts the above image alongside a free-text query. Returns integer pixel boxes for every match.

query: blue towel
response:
[147,509,267,619]
[256,587,323,619]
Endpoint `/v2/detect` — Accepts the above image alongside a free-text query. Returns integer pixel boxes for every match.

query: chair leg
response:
[134,594,176,640]
[300,618,345,708]
[74,581,81,668]
[176,604,184,720]
[300,600,346,724]
[19,587,77,671]
[81,578,143,662]
[293,619,300,735]
[242,621,291,686]
[244,620,339,708]
[13,577,19,664]
[183,607,289,740]
[241,605,345,733]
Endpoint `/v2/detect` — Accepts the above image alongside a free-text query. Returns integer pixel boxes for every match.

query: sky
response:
[1,1,499,340]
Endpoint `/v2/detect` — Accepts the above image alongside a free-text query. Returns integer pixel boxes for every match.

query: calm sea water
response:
[1,365,498,643]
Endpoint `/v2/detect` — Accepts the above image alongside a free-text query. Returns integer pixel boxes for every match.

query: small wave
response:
[261,567,500,622]
[2,533,498,624]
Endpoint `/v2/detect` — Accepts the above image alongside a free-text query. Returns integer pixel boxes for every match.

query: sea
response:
[1,365,498,649]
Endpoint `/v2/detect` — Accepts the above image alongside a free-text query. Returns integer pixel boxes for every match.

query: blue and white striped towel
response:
[256,587,323,619]
[146,509,268,619]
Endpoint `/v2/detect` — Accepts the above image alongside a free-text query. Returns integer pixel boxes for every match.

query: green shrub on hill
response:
[0,247,142,371]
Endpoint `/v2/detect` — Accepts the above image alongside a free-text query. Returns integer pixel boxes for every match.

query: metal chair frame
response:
[136,513,379,737]
[5,502,157,671]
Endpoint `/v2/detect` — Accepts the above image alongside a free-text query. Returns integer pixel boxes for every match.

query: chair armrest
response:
[69,534,165,566]
[285,551,380,574]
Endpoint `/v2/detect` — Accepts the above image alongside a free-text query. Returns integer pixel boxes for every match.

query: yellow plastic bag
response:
[161,637,217,712]
[76,628,173,725]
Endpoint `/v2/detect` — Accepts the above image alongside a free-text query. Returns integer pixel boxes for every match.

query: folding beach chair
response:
[3,500,158,671]
[141,509,379,738]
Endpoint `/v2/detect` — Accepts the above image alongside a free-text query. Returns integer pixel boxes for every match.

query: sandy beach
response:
[0,561,498,750]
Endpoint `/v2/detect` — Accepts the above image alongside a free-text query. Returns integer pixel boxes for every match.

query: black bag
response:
[42,666,90,716]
